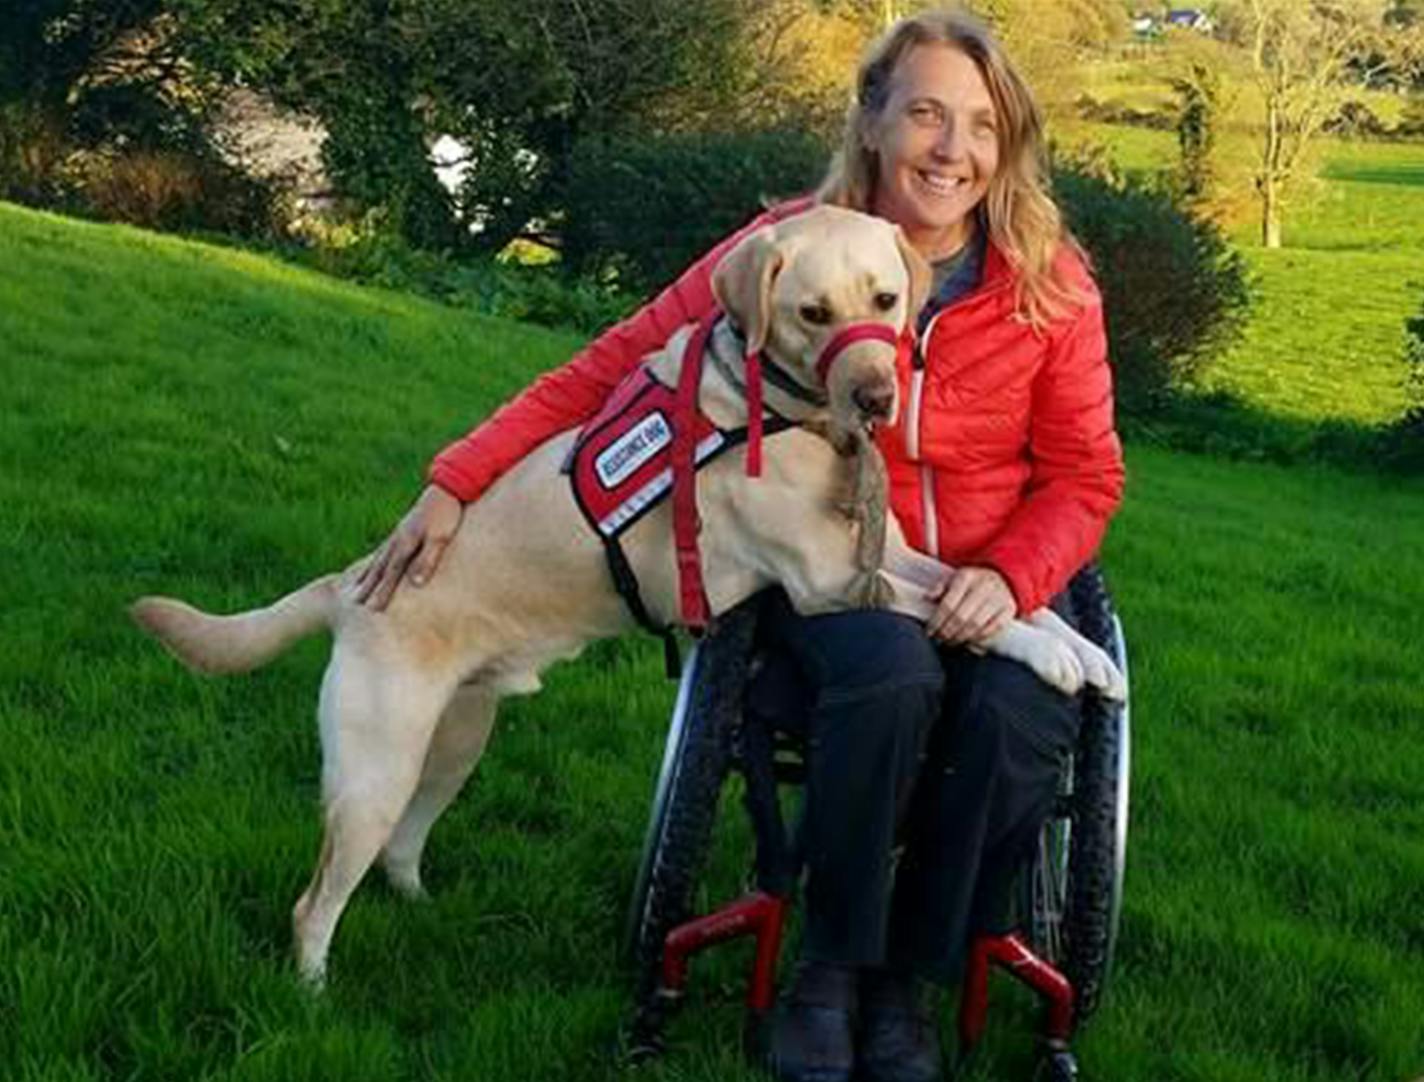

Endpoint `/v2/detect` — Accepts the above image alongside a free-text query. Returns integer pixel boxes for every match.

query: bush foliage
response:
[1382,298,1424,468]
[1053,157,1252,413]
[77,148,283,236]
[294,129,1252,423]
[278,214,634,338]
[560,127,830,293]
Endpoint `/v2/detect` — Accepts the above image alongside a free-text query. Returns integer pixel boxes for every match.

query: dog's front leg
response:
[877,529,954,622]
[1026,608,1126,701]
[877,534,1090,697]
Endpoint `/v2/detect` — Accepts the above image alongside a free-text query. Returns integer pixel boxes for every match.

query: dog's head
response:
[711,205,931,445]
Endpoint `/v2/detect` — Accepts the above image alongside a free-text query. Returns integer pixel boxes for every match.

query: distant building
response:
[1131,13,1160,37]
[1164,9,1216,34]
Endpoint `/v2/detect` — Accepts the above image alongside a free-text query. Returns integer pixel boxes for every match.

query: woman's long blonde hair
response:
[817,9,1087,328]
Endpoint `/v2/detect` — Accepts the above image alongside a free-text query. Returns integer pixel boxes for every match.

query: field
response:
[1061,118,1424,427]
[2,202,1423,1082]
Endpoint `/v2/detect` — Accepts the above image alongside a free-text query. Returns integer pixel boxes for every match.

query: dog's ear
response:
[712,226,784,354]
[893,227,933,331]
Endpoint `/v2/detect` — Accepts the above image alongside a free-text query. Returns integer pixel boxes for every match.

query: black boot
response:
[856,968,943,1082]
[767,961,858,1082]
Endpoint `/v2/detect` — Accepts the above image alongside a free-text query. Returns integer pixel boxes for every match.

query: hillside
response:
[2,202,1422,1082]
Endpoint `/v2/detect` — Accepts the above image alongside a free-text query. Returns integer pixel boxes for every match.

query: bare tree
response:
[1239,0,1384,248]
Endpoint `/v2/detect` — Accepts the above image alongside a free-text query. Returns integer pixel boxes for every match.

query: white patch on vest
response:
[595,411,673,489]
[597,432,727,537]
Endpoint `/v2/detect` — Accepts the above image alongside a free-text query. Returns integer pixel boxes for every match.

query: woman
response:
[357,11,1124,1082]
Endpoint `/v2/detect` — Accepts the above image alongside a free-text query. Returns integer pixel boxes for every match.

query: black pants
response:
[746,590,1082,984]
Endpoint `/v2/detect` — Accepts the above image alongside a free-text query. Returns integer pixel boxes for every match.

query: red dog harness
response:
[566,313,790,669]
[566,310,898,670]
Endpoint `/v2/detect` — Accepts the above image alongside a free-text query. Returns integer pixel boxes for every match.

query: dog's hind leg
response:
[292,645,461,985]
[379,680,498,898]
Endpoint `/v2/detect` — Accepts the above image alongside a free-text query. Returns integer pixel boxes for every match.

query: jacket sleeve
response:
[428,201,810,502]
[977,285,1126,615]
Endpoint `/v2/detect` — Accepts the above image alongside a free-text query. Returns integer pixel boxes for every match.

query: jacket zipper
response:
[908,312,941,557]
[905,276,1012,559]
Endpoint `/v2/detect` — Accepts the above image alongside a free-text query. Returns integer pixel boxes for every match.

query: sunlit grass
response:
[2,202,1423,1081]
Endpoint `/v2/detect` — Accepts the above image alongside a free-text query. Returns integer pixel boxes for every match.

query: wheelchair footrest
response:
[957,933,1074,1053]
[661,890,788,1012]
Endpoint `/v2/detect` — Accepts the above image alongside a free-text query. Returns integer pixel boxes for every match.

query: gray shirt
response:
[917,221,987,335]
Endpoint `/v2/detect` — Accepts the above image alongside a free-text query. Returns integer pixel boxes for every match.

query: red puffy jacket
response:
[430,200,1124,615]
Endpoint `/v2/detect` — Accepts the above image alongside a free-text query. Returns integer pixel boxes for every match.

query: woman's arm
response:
[428,198,815,502]
[977,285,1126,616]
[355,197,814,609]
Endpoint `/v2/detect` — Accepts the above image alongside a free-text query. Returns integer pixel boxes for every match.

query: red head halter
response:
[743,321,900,477]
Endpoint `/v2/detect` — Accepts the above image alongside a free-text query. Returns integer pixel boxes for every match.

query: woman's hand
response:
[925,566,1016,645]
[353,484,465,611]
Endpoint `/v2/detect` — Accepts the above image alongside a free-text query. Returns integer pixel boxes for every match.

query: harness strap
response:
[571,309,801,647]
[671,313,718,631]
[745,350,765,477]
[602,536,681,677]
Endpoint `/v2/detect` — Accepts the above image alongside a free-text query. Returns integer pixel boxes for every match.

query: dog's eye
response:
[799,303,832,326]
[874,292,898,312]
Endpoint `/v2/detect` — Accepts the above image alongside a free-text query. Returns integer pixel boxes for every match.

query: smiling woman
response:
[858,44,1000,260]
[355,10,1123,1082]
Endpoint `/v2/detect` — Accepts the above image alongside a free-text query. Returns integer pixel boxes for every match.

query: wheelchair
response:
[623,563,1130,1081]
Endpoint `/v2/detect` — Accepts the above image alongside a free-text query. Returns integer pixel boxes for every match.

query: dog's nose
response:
[853,384,894,420]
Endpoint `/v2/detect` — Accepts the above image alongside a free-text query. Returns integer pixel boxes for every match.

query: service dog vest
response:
[566,309,896,672]
[568,365,729,541]
[564,313,794,666]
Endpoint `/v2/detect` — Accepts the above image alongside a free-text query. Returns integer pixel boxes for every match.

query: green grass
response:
[1060,122,1424,425]
[4,202,1424,1082]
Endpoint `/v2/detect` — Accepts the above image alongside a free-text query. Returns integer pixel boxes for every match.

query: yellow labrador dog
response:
[132,206,1123,984]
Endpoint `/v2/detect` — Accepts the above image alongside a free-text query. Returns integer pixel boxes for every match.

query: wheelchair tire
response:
[624,605,760,1049]
[1023,564,1130,1028]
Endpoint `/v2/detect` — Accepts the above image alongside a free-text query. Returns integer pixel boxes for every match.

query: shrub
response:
[77,149,286,238]
[1381,299,1424,470]
[1396,93,1424,138]
[1324,99,1389,139]
[560,127,829,293]
[282,211,636,337]
[1073,93,1175,131]
[1168,64,1221,209]
[1052,154,1252,413]
[0,104,71,206]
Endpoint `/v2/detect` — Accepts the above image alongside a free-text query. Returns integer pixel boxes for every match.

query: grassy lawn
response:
[1061,121,1424,425]
[2,202,1423,1081]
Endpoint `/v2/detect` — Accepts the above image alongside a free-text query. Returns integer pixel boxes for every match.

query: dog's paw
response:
[1027,636,1085,697]
[1072,640,1127,701]
[296,957,328,991]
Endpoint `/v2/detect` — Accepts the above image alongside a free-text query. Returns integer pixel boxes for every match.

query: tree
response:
[0,1,234,210]
[1170,62,1221,208]
[1385,0,1424,29]
[170,0,776,251]
[969,0,1128,120]
[1234,0,1387,248]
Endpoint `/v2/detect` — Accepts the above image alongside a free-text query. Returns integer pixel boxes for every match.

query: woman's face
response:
[866,42,1001,258]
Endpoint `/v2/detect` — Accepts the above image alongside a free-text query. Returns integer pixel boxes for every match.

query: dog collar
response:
[722,321,828,408]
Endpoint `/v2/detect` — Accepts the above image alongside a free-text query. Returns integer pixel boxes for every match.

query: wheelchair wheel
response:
[1022,564,1130,1026]
[624,605,759,1053]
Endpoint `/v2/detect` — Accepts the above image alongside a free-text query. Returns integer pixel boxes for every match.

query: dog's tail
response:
[130,575,339,675]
